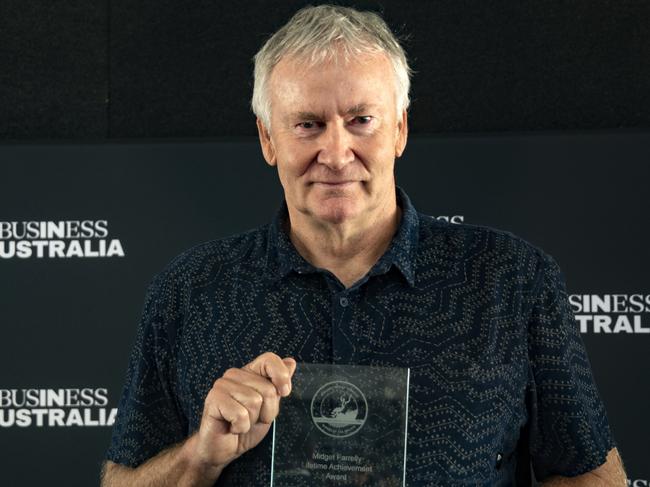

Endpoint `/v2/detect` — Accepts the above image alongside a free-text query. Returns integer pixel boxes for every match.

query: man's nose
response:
[316,122,355,169]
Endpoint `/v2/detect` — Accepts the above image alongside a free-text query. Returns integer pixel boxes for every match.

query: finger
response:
[245,352,293,397]
[282,357,297,379]
[203,387,251,434]
[222,368,281,424]
[219,402,250,435]
[218,377,264,426]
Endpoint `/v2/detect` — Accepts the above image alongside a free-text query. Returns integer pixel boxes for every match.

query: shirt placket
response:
[331,288,353,363]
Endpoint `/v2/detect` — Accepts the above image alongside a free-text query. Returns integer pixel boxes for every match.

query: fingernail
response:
[282,384,291,396]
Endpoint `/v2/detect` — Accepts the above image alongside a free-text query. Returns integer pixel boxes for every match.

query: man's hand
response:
[187,352,297,472]
[101,352,296,487]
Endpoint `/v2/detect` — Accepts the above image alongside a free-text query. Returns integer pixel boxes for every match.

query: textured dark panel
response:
[398,0,650,133]
[0,1,108,139]
[108,0,419,138]
[109,0,650,138]
[1,1,649,139]
[109,0,314,138]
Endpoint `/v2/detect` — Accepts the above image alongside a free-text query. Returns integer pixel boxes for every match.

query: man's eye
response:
[297,121,319,129]
[351,116,372,125]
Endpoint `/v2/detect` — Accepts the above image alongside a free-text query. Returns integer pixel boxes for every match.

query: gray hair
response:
[252,5,412,129]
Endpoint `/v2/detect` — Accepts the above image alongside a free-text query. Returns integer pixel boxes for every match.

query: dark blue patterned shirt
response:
[107,187,614,486]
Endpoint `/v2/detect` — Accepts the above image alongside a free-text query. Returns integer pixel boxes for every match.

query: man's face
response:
[257,50,408,226]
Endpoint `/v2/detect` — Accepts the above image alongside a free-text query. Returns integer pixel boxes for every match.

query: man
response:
[102,5,626,486]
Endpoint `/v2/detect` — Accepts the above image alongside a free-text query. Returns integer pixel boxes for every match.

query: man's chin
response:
[311,202,360,225]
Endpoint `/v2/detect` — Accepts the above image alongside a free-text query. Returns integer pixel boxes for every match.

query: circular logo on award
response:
[311,381,368,438]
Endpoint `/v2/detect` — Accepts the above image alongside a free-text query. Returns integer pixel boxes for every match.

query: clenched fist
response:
[188,352,297,473]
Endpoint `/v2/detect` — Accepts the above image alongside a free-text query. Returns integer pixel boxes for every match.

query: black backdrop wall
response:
[1,134,649,485]
[1,0,650,140]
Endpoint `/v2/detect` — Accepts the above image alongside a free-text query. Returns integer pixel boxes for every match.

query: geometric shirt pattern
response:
[107,186,614,486]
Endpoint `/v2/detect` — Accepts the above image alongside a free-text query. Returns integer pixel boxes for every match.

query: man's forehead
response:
[275,48,390,73]
[268,51,396,122]
[269,49,392,89]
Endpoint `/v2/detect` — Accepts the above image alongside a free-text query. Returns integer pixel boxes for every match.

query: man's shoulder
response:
[153,224,271,290]
[416,212,551,272]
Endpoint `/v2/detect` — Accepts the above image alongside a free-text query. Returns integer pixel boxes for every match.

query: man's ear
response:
[395,109,409,158]
[257,118,277,167]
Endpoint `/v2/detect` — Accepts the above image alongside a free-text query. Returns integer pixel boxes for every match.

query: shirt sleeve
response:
[106,270,187,467]
[526,251,615,480]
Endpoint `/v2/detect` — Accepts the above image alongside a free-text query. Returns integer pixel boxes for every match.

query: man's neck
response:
[286,200,401,288]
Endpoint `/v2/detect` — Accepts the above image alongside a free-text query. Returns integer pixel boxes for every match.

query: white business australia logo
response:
[628,480,650,487]
[0,220,125,259]
[0,388,117,427]
[570,294,650,334]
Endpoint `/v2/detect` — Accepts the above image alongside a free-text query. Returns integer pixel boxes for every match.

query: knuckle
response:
[250,393,264,408]
[261,383,278,400]
[223,368,239,379]
[212,378,228,393]
[205,387,219,404]
[258,352,279,368]
[235,408,249,423]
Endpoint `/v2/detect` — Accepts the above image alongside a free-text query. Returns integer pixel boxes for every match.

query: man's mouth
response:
[313,181,356,186]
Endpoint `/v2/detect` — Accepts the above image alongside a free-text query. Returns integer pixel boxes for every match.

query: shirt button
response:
[339,296,349,307]
[495,452,503,469]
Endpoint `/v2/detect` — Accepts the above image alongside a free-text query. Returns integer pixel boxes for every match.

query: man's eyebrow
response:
[286,104,377,122]
[345,103,375,115]
[288,111,324,121]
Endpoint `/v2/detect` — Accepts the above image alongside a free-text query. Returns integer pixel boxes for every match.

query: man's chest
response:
[172,276,531,484]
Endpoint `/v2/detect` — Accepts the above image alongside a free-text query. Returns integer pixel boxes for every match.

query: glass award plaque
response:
[271,363,410,487]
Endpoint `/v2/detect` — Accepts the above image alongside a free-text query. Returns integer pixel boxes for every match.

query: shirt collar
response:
[265,185,419,287]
